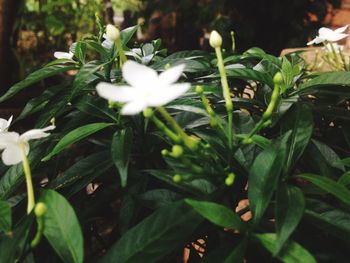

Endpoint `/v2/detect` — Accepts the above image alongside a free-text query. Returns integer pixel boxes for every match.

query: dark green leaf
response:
[338,171,350,187]
[41,190,83,263]
[297,174,350,205]
[98,201,202,263]
[281,103,313,174]
[43,122,113,161]
[275,184,305,254]
[0,201,11,232]
[111,128,133,187]
[223,239,247,263]
[0,64,77,103]
[299,72,350,93]
[121,25,138,46]
[248,132,290,224]
[185,199,245,231]
[254,233,316,263]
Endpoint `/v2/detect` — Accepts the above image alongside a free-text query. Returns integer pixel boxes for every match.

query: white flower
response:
[102,34,114,49]
[322,43,344,53]
[96,61,190,115]
[307,25,349,45]
[0,125,55,165]
[106,24,120,42]
[0,116,12,132]
[54,51,74,59]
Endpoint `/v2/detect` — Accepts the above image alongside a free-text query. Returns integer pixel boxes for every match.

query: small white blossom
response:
[102,34,114,49]
[307,25,349,45]
[96,61,190,115]
[54,51,74,59]
[0,116,12,132]
[0,125,55,165]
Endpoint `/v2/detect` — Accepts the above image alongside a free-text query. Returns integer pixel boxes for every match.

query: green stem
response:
[31,217,44,248]
[20,145,35,214]
[157,107,198,151]
[115,39,127,67]
[150,115,181,143]
[328,42,342,70]
[214,47,233,148]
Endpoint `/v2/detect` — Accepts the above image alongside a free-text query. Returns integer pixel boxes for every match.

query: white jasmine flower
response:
[54,51,74,59]
[307,25,349,45]
[322,43,344,53]
[0,125,55,165]
[96,61,190,115]
[102,34,114,49]
[0,116,13,132]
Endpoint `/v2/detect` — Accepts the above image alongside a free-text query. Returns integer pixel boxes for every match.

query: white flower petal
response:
[0,132,20,149]
[2,145,22,165]
[147,83,191,106]
[54,51,74,60]
[0,116,13,132]
[122,60,158,87]
[335,25,349,33]
[327,33,348,42]
[158,64,185,86]
[121,100,148,115]
[102,39,114,49]
[96,83,136,102]
[20,125,55,141]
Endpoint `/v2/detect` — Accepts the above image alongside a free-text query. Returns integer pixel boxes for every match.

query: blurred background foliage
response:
[0,0,341,92]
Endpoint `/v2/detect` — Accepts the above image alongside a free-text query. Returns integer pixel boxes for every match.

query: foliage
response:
[0,20,350,263]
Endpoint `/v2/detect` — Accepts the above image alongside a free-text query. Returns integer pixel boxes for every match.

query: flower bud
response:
[106,24,120,42]
[195,85,204,95]
[262,119,272,128]
[173,174,182,183]
[242,137,253,145]
[230,31,236,52]
[225,173,236,186]
[273,72,283,86]
[171,145,184,158]
[161,149,169,156]
[34,202,47,217]
[209,30,222,48]
[143,108,154,118]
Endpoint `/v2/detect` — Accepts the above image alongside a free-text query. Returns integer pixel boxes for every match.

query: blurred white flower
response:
[307,25,349,45]
[323,43,344,53]
[54,51,74,59]
[0,125,55,165]
[102,34,114,49]
[96,61,190,115]
[0,116,12,132]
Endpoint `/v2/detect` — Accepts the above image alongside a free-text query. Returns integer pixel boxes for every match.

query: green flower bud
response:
[273,72,283,86]
[195,85,204,95]
[210,118,218,127]
[209,30,222,48]
[242,137,253,145]
[106,24,120,42]
[225,173,236,186]
[34,202,47,217]
[143,108,154,118]
[173,174,182,183]
[171,145,184,158]
[161,149,169,156]
[164,63,171,70]
[230,31,236,52]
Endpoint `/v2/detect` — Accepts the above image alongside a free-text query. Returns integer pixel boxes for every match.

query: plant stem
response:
[115,39,127,67]
[20,145,35,214]
[150,114,181,143]
[214,47,233,148]
[157,106,198,151]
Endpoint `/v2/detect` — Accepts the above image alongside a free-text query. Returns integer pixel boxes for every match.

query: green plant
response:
[0,21,350,263]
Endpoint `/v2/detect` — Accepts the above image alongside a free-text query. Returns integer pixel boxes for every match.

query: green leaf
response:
[338,171,350,187]
[111,128,133,187]
[281,103,313,174]
[299,72,350,93]
[98,201,202,263]
[43,122,113,161]
[0,214,34,263]
[0,64,77,103]
[224,239,247,263]
[305,199,350,244]
[185,199,245,231]
[41,190,83,263]
[121,25,138,46]
[297,174,350,205]
[332,157,350,168]
[0,201,11,232]
[254,233,316,263]
[248,132,290,224]
[275,184,305,254]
